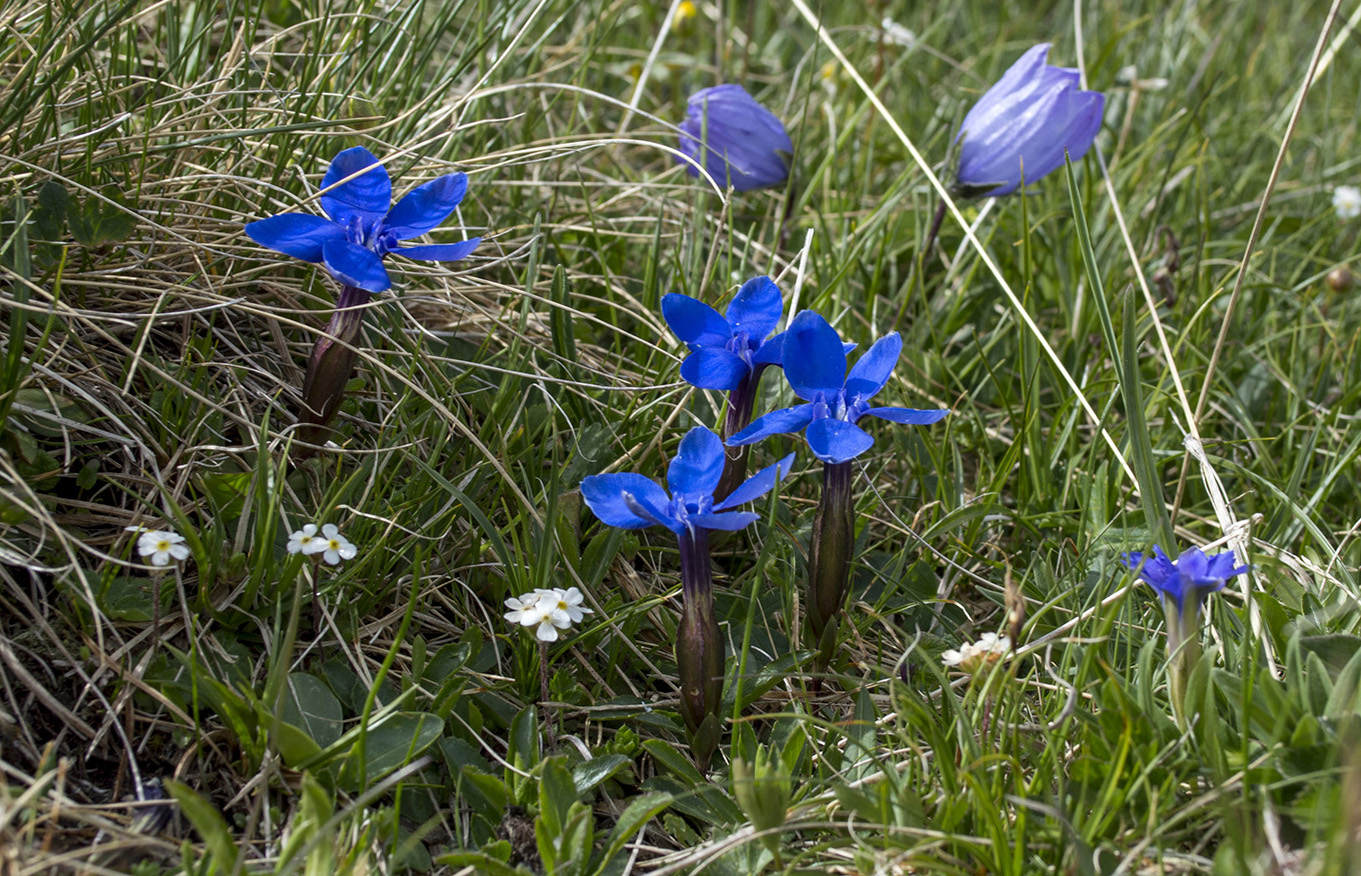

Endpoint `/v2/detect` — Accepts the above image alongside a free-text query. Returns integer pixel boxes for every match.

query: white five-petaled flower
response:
[941,632,1012,674]
[126,527,190,567]
[316,523,357,566]
[287,524,320,555]
[1334,185,1361,221]
[503,587,595,642]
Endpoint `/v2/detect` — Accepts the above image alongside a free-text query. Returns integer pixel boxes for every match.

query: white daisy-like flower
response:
[317,523,357,566]
[132,529,190,567]
[1334,185,1361,220]
[287,524,320,555]
[941,632,1012,674]
[547,587,594,624]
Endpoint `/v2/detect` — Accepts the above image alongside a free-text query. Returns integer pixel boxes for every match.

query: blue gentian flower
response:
[662,276,785,391]
[582,426,793,536]
[955,44,1105,197]
[245,146,481,292]
[678,85,793,191]
[581,425,792,770]
[1123,545,1248,614]
[729,310,950,464]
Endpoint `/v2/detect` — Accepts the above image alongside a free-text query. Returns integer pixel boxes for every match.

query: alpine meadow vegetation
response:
[3,1,1361,874]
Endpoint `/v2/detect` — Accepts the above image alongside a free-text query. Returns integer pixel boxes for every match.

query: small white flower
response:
[1334,185,1361,221]
[287,524,320,555]
[504,587,594,642]
[942,632,1011,674]
[134,529,190,567]
[880,17,916,47]
[317,523,357,566]
[504,591,550,627]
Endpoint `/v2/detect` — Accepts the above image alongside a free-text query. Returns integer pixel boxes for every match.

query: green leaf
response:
[572,754,629,797]
[1298,634,1361,675]
[165,780,240,872]
[538,756,579,840]
[591,791,671,876]
[435,851,529,875]
[281,672,344,748]
[339,711,443,788]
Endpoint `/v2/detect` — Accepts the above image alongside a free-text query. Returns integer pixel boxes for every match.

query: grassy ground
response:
[3,0,1361,872]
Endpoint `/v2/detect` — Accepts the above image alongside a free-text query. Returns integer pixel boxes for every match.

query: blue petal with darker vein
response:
[322,239,391,292]
[244,214,344,263]
[385,173,469,239]
[319,147,392,226]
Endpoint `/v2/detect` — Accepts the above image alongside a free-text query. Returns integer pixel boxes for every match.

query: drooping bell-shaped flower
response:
[581,426,793,770]
[954,44,1105,197]
[677,85,793,191]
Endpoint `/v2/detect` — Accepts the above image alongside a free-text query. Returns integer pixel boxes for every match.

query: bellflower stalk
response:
[662,276,786,497]
[581,426,792,770]
[729,311,949,674]
[244,146,481,444]
[1124,545,1247,726]
[677,85,793,191]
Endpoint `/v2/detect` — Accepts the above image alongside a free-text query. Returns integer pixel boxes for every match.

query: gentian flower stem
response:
[715,365,768,500]
[808,460,853,675]
[676,528,723,772]
[297,284,368,448]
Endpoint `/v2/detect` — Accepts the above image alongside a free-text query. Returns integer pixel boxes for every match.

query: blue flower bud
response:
[677,85,793,191]
[955,44,1105,197]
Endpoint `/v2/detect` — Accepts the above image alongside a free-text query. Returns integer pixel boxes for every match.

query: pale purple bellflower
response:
[955,44,1105,197]
[677,85,793,191]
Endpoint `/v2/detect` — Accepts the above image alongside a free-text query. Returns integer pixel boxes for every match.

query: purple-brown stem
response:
[714,364,769,501]
[808,461,853,677]
[296,284,370,451]
[676,528,723,771]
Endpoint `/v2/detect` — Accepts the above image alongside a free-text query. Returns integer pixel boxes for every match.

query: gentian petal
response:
[727,404,815,446]
[782,311,847,401]
[724,276,783,341]
[662,293,730,347]
[321,239,391,292]
[689,511,760,531]
[680,347,749,391]
[581,473,672,529]
[392,239,482,262]
[860,406,951,425]
[714,453,794,510]
[384,173,469,239]
[244,214,345,263]
[622,492,683,534]
[844,332,902,400]
[806,418,874,464]
[752,330,785,367]
[319,146,392,226]
[667,426,726,497]
[1204,550,1248,581]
